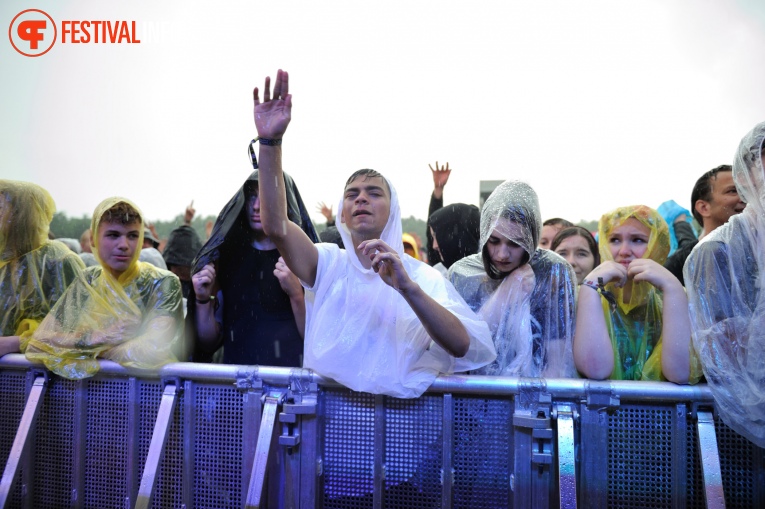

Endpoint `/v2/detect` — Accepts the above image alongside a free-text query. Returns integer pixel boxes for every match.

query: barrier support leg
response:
[696,410,726,509]
[554,403,577,509]
[134,381,179,509]
[245,391,285,509]
[0,374,47,508]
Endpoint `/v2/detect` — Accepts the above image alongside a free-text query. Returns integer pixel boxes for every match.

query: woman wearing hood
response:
[448,180,577,378]
[25,197,184,379]
[0,180,85,357]
[575,205,701,384]
[189,170,318,367]
[684,121,765,447]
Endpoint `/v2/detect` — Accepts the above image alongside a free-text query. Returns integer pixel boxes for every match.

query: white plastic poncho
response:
[449,181,577,378]
[302,177,496,398]
[684,121,765,447]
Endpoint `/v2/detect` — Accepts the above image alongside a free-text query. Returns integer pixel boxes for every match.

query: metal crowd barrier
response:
[0,354,763,509]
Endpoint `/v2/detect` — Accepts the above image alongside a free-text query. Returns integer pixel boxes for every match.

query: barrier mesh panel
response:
[193,383,245,509]
[453,396,513,509]
[85,378,130,508]
[716,417,757,508]
[607,405,673,508]
[138,381,184,509]
[0,371,27,508]
[33,377,76,508]
[685,419,705,509]
[322,389,376,508]
[383,395,442,509]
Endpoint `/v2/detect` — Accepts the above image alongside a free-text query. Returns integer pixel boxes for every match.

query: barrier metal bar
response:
[0,355,718,403]
[0,374,47,508]
[245,391,285,509]
[555,404,576,509]
[134,382,179,509]
[697,410,726,509]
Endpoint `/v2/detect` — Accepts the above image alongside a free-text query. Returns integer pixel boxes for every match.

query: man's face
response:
[97,220,141,279]
[704,172,745,230]
[539,224,563,250]
[246,185,265,235]
[341,176,391,238]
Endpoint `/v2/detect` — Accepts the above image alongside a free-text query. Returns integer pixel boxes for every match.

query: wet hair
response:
[542,217,574,228]
[344,169,390,196]
[550,226,600,267]
[690,165,732,226]
[99,201,142,226]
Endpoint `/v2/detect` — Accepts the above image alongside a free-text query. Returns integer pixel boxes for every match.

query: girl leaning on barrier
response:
[573,205,702,383]
[448,180,578,378]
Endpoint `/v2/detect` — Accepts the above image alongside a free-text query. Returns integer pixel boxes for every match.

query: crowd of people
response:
[1,70,763,447]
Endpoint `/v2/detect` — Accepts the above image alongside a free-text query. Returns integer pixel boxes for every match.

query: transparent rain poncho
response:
[25,197,184,379]
[0,180,85,341]
[684,121,765,446]
[448,180,577,378]
[599,206,702,382]
[302,176,496,398]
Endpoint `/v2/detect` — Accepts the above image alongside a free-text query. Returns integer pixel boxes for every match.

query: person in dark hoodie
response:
[189,168,318,366]
[164,202,203,300]
[428,203,480,276]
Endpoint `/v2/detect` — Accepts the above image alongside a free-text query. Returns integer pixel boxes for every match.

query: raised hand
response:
[429,161,452,199]
[184,200,196,225]
[253,69,292,139]
[316,202,333,223]
[359,239,415,293]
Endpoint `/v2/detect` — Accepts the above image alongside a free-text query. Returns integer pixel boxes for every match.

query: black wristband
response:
[257,137,282,146]
[196,296,214,305]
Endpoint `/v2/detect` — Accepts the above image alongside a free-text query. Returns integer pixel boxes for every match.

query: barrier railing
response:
[0,354,763,509]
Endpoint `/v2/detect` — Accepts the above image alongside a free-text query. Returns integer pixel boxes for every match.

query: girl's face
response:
[486,220,527,274]
[554,234,595,284]
[607,218,650,267]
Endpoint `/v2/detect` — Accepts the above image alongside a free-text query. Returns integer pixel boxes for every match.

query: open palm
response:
[253,69,292,139]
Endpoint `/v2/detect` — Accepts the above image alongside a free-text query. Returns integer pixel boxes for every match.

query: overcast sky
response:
[3,0,765,228]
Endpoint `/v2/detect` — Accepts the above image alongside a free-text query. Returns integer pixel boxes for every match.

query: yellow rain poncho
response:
[685,121,765,447]
[26,197,184,379]
[0,180,85,342]
[598,205,701,382]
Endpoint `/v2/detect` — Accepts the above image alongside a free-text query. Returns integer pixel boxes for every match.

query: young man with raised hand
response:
[252,70,495,398]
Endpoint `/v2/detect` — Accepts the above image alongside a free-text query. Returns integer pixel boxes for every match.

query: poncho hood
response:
[336,175,403,272]
[192,170,318,273]
[91,197,145,286]
[0,180,56,265]
[598,205,669,314]
[480,181,540,260]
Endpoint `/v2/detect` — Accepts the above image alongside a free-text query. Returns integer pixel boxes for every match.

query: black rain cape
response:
[186,170,318,361]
